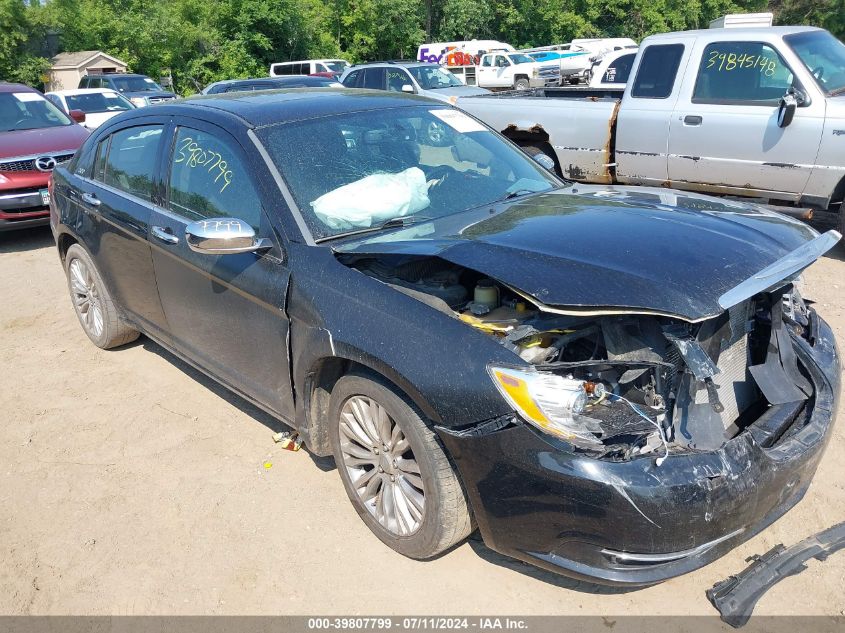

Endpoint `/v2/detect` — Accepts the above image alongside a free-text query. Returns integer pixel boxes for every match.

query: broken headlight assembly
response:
[488,365,605,449]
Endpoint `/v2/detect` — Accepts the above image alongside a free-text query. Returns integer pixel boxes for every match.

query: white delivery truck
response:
[416,41,559,89]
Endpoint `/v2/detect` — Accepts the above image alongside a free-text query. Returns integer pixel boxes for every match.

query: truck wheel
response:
[514,77,531,90]
[64,244,139,349]
[329,372,473,559]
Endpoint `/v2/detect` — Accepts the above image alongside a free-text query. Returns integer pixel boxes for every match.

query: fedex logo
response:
[418,46,481,67]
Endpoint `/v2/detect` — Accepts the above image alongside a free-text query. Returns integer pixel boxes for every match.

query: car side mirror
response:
[185,218,272,255]
[777,93,797,128]
[69,109,86,124]
[401,84,415,94]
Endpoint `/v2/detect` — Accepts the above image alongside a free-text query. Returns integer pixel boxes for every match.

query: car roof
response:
[149,88,442,128]
[48,88,120,96]
[349,61,434,68]
[0,82,40,94]
[95,73,149,78]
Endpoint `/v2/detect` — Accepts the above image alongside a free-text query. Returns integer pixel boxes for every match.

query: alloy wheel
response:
[338,395,426,536]
[69,258,104,339]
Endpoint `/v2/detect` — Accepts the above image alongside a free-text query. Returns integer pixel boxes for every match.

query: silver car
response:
[340,61,489,101]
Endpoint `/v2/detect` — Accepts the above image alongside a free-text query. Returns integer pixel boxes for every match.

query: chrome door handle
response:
[81,192,101,207]
[151,225,179,244]
[683,115,703,126]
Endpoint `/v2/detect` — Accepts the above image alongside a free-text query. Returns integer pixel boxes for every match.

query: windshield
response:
[0,92,73,132]
[508,54,535,65]
[324,61,349,73]
[111,76,162,93]
[65,91,133,113]
[258,106,559,241]
[784,30,845,95]
[408,66,463,89]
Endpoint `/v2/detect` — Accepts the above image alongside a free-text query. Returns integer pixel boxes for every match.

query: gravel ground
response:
[1,225,843,616]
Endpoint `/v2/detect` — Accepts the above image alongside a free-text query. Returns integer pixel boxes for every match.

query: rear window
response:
[342,70,361,87]
[631,44,685,98]
[603,53,636,84]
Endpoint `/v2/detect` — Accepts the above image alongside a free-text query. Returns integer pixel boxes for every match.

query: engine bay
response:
[340,253,815,462]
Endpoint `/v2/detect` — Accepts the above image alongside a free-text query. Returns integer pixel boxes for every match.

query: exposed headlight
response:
[130,97,147,107]
[488,365,603,448]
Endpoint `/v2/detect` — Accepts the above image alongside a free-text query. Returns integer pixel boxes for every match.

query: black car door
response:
[147,119,294,419]
[69,119,171,339]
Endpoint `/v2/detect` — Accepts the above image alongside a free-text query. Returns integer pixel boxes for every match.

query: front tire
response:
[329,373,472,559]
[64,244,139,349]
[514,77,531,90]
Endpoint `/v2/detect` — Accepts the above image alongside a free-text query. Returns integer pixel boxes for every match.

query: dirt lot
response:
[1,225,843,617]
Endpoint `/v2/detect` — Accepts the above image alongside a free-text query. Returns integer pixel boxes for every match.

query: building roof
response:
[51,51,127,69]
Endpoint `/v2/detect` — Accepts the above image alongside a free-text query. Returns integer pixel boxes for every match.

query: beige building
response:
[47,51,128,92]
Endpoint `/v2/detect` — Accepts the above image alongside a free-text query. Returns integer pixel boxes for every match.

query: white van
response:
[269,59,350,77]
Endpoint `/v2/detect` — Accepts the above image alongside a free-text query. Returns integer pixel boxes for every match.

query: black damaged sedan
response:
[50,89,841,585]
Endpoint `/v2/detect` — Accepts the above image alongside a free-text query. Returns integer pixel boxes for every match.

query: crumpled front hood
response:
[337,185,834,321]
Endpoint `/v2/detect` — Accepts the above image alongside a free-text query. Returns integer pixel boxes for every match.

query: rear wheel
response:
[329,373,472,559]
[64,244,139,349]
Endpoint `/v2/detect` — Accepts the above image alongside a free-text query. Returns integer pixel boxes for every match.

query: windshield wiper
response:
[315,215,431,243]
[498,189,540,202]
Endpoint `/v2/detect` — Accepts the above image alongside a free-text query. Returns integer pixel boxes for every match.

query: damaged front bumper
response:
[437,315,840,586]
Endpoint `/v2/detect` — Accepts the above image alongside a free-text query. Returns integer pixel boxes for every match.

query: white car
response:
[44,89,135,129]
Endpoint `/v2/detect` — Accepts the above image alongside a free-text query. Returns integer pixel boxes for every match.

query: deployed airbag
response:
[311,167,430,229]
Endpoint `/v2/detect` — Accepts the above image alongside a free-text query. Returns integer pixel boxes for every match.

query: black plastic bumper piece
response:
[707,521,845,628]
[437,314,840,586]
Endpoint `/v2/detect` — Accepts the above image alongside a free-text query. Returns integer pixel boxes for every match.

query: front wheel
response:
[329,373,473,559]
[514,77,531,90]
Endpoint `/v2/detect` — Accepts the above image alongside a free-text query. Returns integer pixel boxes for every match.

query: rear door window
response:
[631,44,685,98]
[363,68,385,89]
[167,126,263,230]
[102,125,164,201]
[692,42,794,104]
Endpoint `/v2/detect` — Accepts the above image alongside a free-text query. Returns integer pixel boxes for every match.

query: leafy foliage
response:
[0,0,840,93]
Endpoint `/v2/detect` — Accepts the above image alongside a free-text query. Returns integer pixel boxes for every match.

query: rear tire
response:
[64,244,139,349]
[329,372,472,559]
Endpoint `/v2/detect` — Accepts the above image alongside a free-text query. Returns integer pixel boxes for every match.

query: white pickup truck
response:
[475,52,561,90]
[457,26,845,231]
